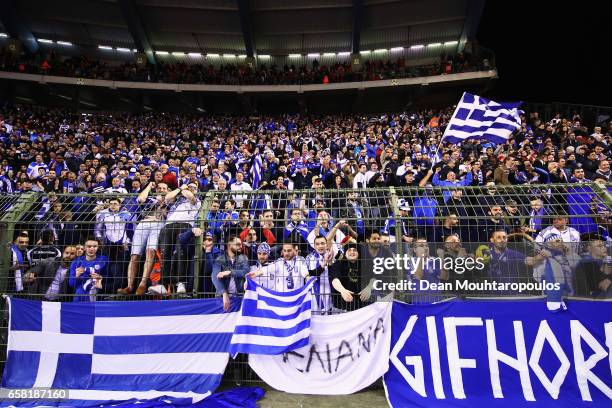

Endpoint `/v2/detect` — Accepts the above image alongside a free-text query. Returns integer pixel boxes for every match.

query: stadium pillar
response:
[238,94,254,115]
[351,53,362,73]
[351,0,363,55]
[297,94,307,114]
[118,0,157,65]
[245,57,257,70]
[0,0,38,54]
[237,0,256,60]
[0,81,17,106]
[73,87,81,112]
[352,89,365,111]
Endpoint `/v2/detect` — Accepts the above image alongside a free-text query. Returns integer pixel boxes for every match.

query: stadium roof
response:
[0,0,485,60]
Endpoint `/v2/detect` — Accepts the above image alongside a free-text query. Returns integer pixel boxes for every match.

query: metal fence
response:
[1,184,611,383]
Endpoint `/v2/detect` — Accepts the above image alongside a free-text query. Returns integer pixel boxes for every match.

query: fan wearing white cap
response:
[381,199,413,243]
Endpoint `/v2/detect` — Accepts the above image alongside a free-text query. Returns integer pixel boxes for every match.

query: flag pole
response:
[432,91,465,162]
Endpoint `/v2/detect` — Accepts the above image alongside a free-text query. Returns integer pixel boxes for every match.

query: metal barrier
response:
[1,184,611,383]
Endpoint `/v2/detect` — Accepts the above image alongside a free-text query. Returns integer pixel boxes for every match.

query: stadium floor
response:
[257,386,388,407]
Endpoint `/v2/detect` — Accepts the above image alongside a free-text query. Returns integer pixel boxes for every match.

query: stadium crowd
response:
[0,49,486,84]
[1,104,611,308]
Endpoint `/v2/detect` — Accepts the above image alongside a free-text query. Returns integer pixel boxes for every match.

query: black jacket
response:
[25,259,70,299]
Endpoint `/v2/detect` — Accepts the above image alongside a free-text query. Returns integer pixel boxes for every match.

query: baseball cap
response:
[398,198,411,211]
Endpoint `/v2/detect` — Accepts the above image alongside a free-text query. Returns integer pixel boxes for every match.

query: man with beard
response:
[479,230,539,295]
[475,204,508,244]
[502,199,527,234]
[247,242,309,293]
[360,230,394,295]
[213,235,250,311]
[249,242,273,288]
[23,246,77,300]
[10,232,30,293]
[475,182,502,214]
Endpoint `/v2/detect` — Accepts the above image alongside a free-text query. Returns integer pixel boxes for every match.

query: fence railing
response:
[0,184,611,383]
[1,184,610,301]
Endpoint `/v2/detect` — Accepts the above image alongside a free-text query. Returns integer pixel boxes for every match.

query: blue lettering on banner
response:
[384,299,612,407]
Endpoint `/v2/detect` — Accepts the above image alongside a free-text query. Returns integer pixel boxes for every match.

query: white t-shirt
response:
[535,226,581,244]
[352,172,367,189]
[166,197,201,225]
[230,182,253,208]
[258,256,309,292]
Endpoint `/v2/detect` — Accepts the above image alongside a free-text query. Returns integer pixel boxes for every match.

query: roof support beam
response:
[351,0,363,54]
[236,0,256,57]
[0,0,39,54]
[458,0,486,50]
[118,0,156,64]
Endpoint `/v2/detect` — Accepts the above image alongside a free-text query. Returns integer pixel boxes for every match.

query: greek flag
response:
[1,297,239,406]
[443,92,523,144]
[251,154,262,190]
[229,278,315,356]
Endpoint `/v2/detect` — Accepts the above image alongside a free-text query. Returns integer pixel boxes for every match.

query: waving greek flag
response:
[1,297,239,406]
[250,154,262,190]
[443,92,523,144]
[229,278,315,356]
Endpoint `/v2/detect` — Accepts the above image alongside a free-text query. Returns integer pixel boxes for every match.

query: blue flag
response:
[384,299,612,407]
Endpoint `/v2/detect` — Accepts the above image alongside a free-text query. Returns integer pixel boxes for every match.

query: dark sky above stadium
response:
[477,1,608,106]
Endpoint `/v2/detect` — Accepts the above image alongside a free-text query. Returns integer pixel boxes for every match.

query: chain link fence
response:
[1,184,611,383]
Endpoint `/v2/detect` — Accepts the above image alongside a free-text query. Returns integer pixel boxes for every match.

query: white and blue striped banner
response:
[1,297,240,406]
[229,278,315,356]
[250,154,262,190]
[443,92,522,145]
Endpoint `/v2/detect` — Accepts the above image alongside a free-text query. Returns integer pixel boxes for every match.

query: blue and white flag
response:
[229,278,315,356]
[250,154,262,190]
[249,301,392,395]
[385,299,612,408]
[1,297,239,406]
[443,92,522,145]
